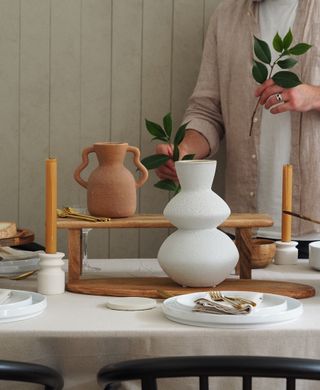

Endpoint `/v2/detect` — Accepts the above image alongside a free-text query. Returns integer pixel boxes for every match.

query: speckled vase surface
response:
[158,160,239,287]
[74,142,148,218]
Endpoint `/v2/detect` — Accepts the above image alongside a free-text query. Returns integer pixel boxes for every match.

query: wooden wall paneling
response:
[204,0,225,198]
[80,0,112,258]
[50,0,82,255]
[139,0,173,258]
[110,0,143,258]
[19,0,50,247]
[0,0,20,223]
[171,0,204,129]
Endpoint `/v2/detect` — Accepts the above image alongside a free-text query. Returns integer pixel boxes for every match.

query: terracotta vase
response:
[158,160,239,287]
[74,142,148,218]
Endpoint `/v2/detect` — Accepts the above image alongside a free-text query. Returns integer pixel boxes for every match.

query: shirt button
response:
[251,154,256,159]
[250,192,255,197]
[253,117,258,123]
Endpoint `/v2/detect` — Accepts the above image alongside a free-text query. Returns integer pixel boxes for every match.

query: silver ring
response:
[276,93,283,103]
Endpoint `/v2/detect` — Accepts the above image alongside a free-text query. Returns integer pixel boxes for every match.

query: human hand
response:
[155,144,190,181]
[255,79,320,114]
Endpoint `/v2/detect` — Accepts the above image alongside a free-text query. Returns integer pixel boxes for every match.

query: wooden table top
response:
[57,213,273,229]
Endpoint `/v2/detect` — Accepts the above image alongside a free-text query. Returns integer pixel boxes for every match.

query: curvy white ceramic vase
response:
[158,160,239,287]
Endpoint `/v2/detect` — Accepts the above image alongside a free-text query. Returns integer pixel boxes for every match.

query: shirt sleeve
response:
[182,11,224,159]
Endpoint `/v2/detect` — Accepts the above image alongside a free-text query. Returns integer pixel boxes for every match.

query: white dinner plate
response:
[0,290,33,310]
[162,292,302,328]
[175,291,286,315]
[0,258,39,274]
[0,290,47,323]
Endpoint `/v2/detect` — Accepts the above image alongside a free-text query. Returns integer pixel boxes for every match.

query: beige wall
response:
[0,0,224,258]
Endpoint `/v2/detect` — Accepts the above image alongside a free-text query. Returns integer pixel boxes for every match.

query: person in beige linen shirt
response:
[156,0,320,257]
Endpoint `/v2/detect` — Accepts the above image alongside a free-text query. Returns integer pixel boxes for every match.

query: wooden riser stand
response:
[57,213,315,299]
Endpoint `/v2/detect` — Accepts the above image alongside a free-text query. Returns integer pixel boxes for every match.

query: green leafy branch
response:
[249,29,312,136]
[141,113,194,194]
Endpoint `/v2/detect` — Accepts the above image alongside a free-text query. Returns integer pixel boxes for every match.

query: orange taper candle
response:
[281,164,293,242]
[45,158,57,254]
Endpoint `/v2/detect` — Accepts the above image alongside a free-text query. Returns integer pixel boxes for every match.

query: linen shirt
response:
[183,0,320,236]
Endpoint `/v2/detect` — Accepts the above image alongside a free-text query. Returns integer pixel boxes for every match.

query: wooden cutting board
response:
[66,277,315,299]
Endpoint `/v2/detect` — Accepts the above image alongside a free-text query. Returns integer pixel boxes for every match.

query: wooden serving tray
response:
[66,277,315,299]
[0,228,34,247]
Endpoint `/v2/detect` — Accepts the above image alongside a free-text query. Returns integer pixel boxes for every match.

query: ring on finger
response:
[276,93,283,103]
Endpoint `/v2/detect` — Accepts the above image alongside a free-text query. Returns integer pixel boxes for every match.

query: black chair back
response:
[0,360,63,389]
[97,355,320,390]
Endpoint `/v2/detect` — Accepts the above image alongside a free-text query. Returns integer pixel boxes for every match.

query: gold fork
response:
[210,291,244,309]
[0,270,38,281]
[210,290,256,307]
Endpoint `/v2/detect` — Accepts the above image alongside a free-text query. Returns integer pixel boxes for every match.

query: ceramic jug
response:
[74,142,148,218]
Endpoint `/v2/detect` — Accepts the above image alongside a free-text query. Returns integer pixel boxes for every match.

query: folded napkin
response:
[0,289,11,304]
[0,247,40,261]
[193,292,263,315]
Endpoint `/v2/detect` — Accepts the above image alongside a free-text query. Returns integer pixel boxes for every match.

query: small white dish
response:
[106,297,157,311]
[162,292,302,328]
[0,290,47,323]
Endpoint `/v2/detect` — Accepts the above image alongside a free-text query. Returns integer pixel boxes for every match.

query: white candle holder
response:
[274,241,298,265]
[37,251,65,295]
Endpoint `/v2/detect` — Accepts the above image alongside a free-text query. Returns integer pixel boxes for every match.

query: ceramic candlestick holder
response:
[274,241,298,265]
[37,251,65,294]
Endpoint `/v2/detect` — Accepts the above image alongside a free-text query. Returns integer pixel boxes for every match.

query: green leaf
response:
[289,43,312,56]
[162,113,172,139]
[154,179,178,192]
[273,32,283,53]
[252,60,268,84]
[254,36,271,64]
[181,153,195,160]
[283,29,293,50]
[173,184,181,195]
[151,136,170,143]
[272,71,302,88]
[145,119,168,140]
[141,154,170,170]
[174,122,188,146]
[277,58,298,69]
[173,144,180,161]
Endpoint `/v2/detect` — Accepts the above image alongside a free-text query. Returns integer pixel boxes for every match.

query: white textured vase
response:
[158,160,239,287]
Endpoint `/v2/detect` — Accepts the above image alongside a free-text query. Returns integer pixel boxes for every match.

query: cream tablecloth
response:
[0,259,320,390]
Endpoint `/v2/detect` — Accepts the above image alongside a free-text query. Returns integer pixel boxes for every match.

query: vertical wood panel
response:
[204,0,225,197]
[139,0,173,258]
[110,0,143,258]
[171,0,204,128]
[80,0,112,258]
[0,0,20,223]
[51,0,81,254]
[20,0,50,247]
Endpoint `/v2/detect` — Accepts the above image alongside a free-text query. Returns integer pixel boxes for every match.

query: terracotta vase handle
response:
[127,146,149,188]
[74,146,95,189]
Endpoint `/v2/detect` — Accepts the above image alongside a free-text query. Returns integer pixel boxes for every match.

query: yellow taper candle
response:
[45,158,57,254]
[281,164,293,242]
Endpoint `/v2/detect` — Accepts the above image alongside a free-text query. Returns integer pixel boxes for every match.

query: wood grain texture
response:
[66,277,315,299]
[57,213,273,229]
[20,0,50,252]
[0,0,20,223]
[0,229,34,247]
[139,0,172,258]
[80,0,112,258]
[110,0,142,258]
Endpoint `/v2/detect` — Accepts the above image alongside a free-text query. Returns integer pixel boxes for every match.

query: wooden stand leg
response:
[68,228,82,281]
[235,227,253,279]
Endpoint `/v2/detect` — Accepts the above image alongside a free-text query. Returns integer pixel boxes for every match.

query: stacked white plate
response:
[0,289,47,323]
[162,291,303,328]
